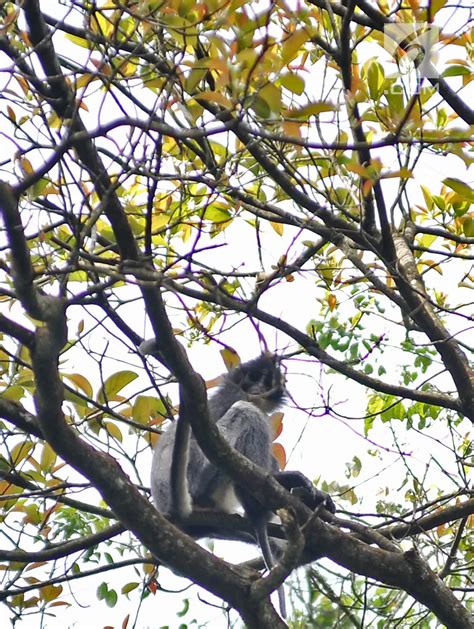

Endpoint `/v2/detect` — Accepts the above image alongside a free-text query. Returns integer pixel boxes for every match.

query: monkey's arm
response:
[273,470,336,514]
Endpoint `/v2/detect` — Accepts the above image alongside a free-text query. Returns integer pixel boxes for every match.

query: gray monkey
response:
[148,352,335,615]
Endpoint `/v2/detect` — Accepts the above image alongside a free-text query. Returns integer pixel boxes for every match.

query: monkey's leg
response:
[273,470,336,514]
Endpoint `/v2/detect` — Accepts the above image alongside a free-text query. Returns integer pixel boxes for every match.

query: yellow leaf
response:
[271,221,284,236]
[40,443,57,473]
[11,441,34,464]
[281,29,309,64]
[287,101,336,119]
[20,157,34,175]
[64,373,93,398]
[381,168,413,180]
[98,370,138,403]
[65,33,92,49]
[431,0,447,15]
[443,177,474,201]
[346,161,371,177]
[362,179,375,196]
[76,73,99,89]
[196,91,233,109]
[40,584,63,603]
[463,216,474,237]
[220,347,240,370]
[104,421,123,442]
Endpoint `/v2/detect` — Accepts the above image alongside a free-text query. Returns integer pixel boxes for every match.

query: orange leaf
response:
[272,443,286,469]
[272,411,284,439]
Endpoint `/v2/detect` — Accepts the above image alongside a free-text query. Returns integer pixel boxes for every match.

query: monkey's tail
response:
[256,523,287,619]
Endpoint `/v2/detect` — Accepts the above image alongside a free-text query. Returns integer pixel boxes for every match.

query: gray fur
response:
[148,351,334,619]
[150,354,283,517]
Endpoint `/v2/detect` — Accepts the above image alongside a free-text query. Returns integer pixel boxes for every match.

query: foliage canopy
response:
[0,0,472,627]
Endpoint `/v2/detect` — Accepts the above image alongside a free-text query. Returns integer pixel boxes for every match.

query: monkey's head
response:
[227,353,286,413]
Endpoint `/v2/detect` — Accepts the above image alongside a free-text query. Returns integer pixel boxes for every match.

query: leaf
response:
[203,204,232,223]
[443,178,474,201]
[366,60,385,100]
[431,0,447,14]
[327,294,337,311]
[63,373,93,398]
[11,441,34,464]
[104,421,123,443]
[281,29,309,64]
[133,395,167,424]
[121,582,139,595]
[76,73,99,89]
[367,395,385,415]
[65,34,92,49]
[272,412,284,439]
[177,598,190,617]
[258,83,281,114]
[196,91,233,109]
[441,65,471,77]
[106,589,118,607]
[463,216,474,237]
[98,371,138,403]
[40,584,63,602]
[20,157,34,175]
[279,72,305,95]
[382,168,413,180]
[281,120,303,138]
[40,443,57,473]
[220,347,240,370]
[287,101,336,120]
[272,443,286,469]
[270,221,284,235]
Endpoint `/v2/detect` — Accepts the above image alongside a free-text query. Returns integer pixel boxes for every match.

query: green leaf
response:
[98,370,138,403]
[203,204,231,223]
[279,72,305,95]
[177,598,190,617]
[367,61,385,100]
[97,582,108,600]
[121,582,139,595]
[367,395,385,415]
[443,178,474,201]
[105,589,118,607]
[441,65,471,77]
[463,216,474,237]
[258,83,281,114]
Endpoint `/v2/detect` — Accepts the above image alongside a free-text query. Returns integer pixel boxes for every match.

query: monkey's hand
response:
[291,485,336,514]
[274,470,336,514]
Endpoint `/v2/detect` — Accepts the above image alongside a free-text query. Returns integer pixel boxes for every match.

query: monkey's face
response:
[231,354,286,413]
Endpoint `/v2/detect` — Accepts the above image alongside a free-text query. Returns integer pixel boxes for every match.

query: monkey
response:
[145,349,335,616]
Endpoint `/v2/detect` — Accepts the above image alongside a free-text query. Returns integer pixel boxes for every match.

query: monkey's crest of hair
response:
[221,353,286,414]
